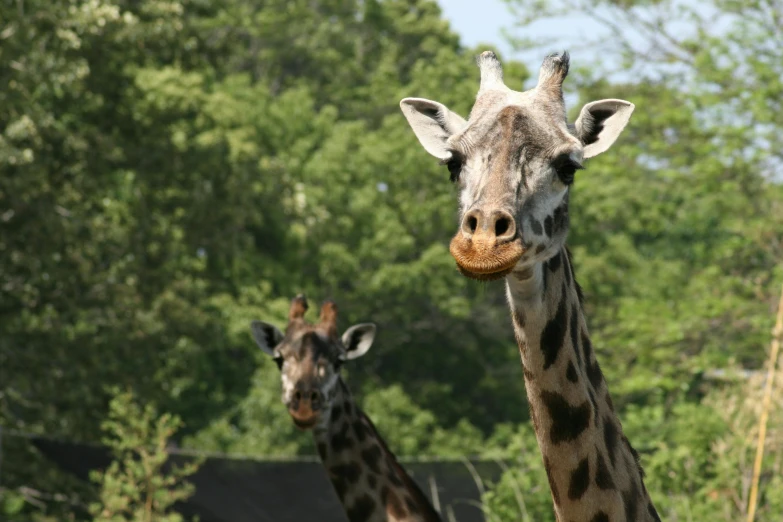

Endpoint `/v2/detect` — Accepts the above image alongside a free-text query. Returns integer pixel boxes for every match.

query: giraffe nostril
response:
[495,216,509,236]
[461,209,483,237]
[310,390,324,411]
[294,390,301,401]
[491,210,516,242]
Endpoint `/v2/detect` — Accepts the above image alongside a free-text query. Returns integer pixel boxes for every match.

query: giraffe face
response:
[400,51,634,280]
[250,296,376,430]
[444,99,582,281]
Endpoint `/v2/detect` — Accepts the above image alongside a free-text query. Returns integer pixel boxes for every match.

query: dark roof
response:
[32,437,503,522]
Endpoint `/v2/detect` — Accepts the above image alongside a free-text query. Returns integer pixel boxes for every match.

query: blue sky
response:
[435,0,616,95]
[436,0,716,80]
[436,0,516,56]
[436,0,609,67]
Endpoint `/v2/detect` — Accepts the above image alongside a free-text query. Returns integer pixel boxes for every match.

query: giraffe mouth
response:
[291,415,319,430]
[449,234,525,281]
[289,405,320,430]
[455,263,517,281]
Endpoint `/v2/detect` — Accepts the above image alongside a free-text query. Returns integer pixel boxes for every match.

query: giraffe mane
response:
[355,408,443,521]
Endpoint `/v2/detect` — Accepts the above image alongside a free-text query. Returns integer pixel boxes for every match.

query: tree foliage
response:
[89,389,201,522]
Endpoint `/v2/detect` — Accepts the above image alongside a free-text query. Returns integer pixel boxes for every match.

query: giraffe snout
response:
[288,385,324,429]
[460,208,517,243]
[450,207,525,280]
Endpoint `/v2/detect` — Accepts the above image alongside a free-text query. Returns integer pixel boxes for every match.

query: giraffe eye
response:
[552,154,583,185]
[444,152,464,183]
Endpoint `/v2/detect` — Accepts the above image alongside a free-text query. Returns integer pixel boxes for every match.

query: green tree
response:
[3,0,782,520]
[89,389,201,522]
[1,1,530,517]
[481,424,553,522]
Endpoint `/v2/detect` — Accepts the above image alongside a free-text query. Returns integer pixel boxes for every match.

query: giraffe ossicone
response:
[251,295,442,522]
[400,51,661,522]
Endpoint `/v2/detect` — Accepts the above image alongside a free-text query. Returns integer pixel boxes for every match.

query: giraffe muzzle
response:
[289,405,319,430]
[449,228,525,281]
[288,389,323,430]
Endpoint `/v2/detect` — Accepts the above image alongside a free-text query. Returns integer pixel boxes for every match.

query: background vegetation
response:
[1,0,781,520]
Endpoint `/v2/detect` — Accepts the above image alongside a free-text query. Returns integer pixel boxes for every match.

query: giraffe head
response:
[250,295,376,430]
[400,51,634,280]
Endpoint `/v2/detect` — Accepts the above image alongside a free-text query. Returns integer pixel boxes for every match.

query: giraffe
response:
[250,295,442,522]
[399,51,661,522]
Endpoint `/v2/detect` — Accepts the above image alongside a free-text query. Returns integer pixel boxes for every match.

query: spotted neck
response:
[505,248,661,522]
[312,379,442,522]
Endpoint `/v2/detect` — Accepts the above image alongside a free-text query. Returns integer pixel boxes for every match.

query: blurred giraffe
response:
[251,295,442,522]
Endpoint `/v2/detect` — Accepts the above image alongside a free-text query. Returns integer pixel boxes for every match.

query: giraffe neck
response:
[505,247,661,522]
[313,379,441,522]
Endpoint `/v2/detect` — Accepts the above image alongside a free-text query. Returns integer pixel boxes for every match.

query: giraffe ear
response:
[400,97,466,161]
[340,323,376,361]
[250,320,284,357]
[574,99,634,158]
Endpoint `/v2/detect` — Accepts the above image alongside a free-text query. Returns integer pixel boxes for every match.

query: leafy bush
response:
[89,389,201,522]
